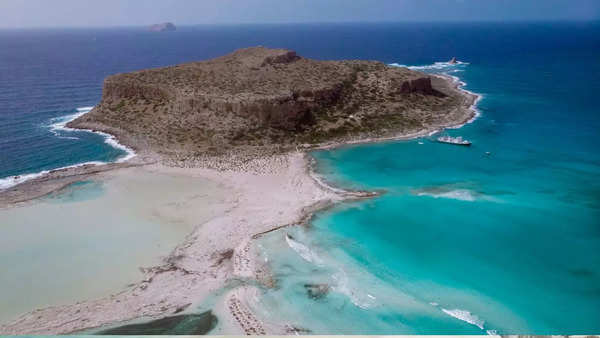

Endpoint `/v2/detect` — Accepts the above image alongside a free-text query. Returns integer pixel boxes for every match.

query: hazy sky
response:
[1,0,599,28]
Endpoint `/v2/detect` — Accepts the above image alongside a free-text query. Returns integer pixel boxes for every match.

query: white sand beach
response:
[0,152,351,334]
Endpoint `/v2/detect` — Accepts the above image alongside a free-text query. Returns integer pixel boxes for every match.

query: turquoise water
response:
[1,22,598,333]
[253,30,600,334]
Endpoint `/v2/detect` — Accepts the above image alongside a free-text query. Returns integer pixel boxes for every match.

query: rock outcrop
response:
[68,47,475,159]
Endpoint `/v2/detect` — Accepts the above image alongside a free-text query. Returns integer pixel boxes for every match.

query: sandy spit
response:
[0,152,367,334]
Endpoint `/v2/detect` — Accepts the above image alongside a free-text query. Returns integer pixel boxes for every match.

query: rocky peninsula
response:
[1,47,477,335]
[67,47,475,168]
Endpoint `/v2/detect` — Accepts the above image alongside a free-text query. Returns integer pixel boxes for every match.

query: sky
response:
[0,0,599,28]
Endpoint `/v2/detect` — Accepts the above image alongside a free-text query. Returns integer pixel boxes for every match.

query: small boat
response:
[437,135,471,146]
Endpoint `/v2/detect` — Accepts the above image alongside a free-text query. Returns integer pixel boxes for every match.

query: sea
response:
[1,22,599,334]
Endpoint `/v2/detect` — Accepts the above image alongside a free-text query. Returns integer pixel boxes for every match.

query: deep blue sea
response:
[1,22,599,334]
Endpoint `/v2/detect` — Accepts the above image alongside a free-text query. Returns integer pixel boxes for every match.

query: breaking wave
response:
[284,233,379,310]
[47,106,135,163]
[0,107,135,191]
[0,160,106,190]
[285,234,324,265]
[415,188,478,202]
[47,108,90,140]
[331,269,377,310]
[390,60,483,129]
[441,308,485,330]
[389,60,469,71]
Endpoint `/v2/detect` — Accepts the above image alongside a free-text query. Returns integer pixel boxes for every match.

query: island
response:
[148,22,176,32]
[0,47,477,335]
[68,47,475,168]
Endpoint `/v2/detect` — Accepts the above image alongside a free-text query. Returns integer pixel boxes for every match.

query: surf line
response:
[0,107,136,191]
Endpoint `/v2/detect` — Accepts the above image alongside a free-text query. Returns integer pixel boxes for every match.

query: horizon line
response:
[1,18,599,30]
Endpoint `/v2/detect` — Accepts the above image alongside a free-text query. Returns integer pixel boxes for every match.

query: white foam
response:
[1,106,136,191]
[285,235,324,265]
[46,106,136,162]
[441,308,485,330]
[331,270,377,310]
[389,60,483,130]
[0,171,49,190]
[98,132,136,163]
[49,107,136,163]
[47,108,91,140]
[390,61,469,71]
[0,160,106,190]
[416,189,477,202]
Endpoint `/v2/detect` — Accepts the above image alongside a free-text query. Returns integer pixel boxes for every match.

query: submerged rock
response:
[97,312,217,335]
[285,324,312,334]
[304,283,330,300]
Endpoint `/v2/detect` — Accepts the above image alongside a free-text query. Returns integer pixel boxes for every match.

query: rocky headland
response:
[67,47,476,168]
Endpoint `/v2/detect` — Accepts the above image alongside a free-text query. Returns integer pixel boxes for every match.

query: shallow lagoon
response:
[0,168,228,324]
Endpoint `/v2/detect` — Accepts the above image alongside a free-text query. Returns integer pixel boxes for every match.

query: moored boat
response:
[436,135,471,146]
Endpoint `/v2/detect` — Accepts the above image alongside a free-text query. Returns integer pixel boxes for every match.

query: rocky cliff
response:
[68,47,475,160]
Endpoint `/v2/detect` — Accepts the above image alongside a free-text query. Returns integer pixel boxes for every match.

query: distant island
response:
[148,22,176,32]
[68,47,476,168]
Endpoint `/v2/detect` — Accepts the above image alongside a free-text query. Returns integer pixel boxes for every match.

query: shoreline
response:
[0,107,137,192]
[0,153,351,334]
[0,68,480,334]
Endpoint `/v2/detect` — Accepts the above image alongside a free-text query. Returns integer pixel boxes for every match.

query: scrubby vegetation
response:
[69,47,474,160]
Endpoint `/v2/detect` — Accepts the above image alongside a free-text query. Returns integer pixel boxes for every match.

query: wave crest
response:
[416,188,478,202]
[285,234,324,265]
[390,60,482,129]
[331,270,377,310]
[1,107,136,191]
[0,161,106,190]
[441,308,485,330]
[47,106,135,162]
[390,61,469,71]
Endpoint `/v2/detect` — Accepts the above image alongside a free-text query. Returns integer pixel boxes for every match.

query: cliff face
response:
[69,47,473,158]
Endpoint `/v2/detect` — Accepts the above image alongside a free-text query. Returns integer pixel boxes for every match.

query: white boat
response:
[437,135,471,146]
